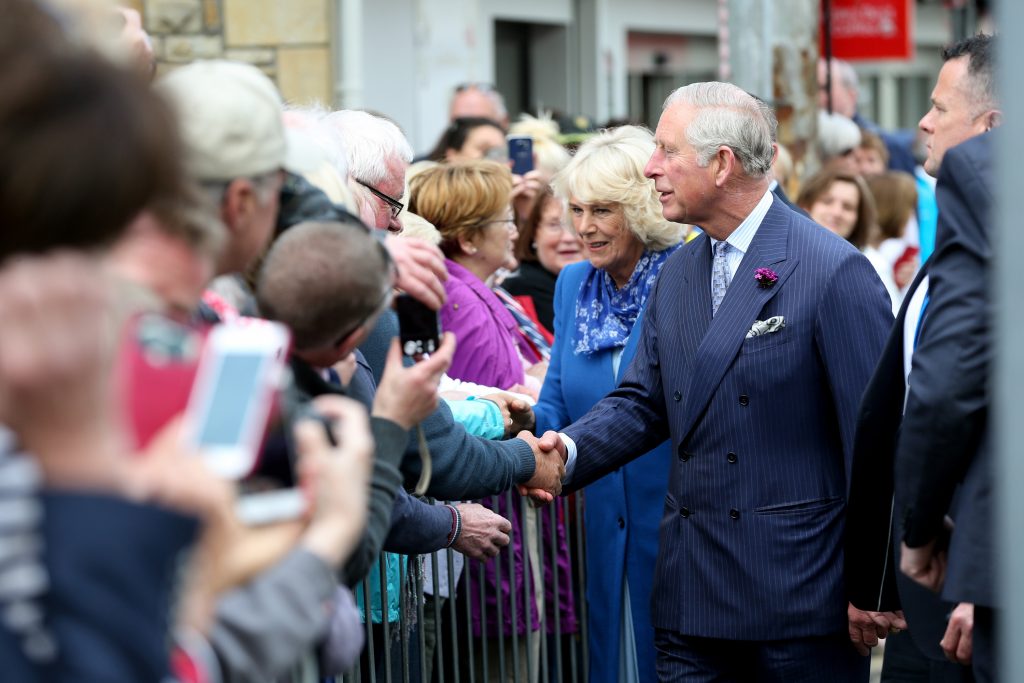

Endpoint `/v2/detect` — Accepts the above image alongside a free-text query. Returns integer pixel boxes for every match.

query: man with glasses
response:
[325,110,413,234]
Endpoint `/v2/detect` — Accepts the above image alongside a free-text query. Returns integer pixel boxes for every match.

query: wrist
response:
[371,402,414,431]
[444,504,462,548]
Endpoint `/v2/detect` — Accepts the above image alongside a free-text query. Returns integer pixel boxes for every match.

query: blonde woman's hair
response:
[407,160,513,257]
[552,125,683,251]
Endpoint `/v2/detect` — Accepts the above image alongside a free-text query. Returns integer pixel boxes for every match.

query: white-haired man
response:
[532,81,896,680]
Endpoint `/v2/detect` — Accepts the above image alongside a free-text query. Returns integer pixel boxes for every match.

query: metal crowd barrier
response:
[341,492,589,683]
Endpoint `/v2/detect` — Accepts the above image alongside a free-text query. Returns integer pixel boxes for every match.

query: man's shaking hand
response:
[516,430,566,505]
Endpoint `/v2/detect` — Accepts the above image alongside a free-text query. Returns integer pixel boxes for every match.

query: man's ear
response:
[985,109,1003,131]
[712,146,737,187]
[221,178,255,233]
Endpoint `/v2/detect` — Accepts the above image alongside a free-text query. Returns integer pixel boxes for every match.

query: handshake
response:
[516,430,567,505]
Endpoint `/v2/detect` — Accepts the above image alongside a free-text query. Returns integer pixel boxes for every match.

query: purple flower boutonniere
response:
[754,267,778,289]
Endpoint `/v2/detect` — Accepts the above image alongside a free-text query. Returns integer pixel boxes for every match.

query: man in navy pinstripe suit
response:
[529,83,900,680]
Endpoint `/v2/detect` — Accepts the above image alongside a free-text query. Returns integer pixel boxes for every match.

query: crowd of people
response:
[0,1,1002,682]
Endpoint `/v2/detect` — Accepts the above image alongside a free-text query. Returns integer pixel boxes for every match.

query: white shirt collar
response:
[708,190,774,257]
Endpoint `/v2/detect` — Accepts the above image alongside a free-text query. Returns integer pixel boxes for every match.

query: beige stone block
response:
[145,0,202,34]
[225,48,276,65]
[276,47,331,106]
[223,0,328,46]
[164,34,224,62]
[202,0,221,30]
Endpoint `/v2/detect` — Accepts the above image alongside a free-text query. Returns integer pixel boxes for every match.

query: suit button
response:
[729,509,740,520]
[617,517,625,529]
[673,390,682,402]
[738,394,750,406]
[727,452,738,464]
[679,507,690,518]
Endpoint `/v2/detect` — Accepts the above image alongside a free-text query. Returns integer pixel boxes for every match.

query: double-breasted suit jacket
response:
[563,197,893,640]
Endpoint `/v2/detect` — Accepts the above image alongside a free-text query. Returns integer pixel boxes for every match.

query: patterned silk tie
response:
[711,240,732,315]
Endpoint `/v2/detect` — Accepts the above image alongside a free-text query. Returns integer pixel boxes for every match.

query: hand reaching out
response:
[384,234,447,310]
[451,503,512,560]
[0,253,129,491]
[516,430,566,505]
[373,334,455,430]
[479,392,536,437]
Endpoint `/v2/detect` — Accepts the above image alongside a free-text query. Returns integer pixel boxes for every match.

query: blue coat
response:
[535,260,671,683]
[563,198,893,642]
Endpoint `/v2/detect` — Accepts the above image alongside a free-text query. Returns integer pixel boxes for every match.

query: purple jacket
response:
[467,491,578,638]
[441,260,533,390]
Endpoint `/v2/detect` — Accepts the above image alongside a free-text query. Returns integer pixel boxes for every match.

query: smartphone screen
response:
[183,322,290,481]
[196,353,274,447]
[508,135,534,176]
[396,293,441,358]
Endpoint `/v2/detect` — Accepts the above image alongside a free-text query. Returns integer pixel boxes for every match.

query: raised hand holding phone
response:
[181,322,290,480]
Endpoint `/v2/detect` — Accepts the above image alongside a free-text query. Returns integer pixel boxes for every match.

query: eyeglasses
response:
[355,179,404,220]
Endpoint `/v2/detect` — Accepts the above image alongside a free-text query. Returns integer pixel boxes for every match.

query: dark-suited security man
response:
[845,33,1000,683]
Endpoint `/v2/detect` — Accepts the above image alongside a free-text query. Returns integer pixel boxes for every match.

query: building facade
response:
[137,0,980,152]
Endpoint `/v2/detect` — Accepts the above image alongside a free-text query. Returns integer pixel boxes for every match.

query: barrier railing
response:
[342,492,589,683]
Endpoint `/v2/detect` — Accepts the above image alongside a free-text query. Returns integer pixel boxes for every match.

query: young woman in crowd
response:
[425,116,508,164]
[865,171,920,312]
[797,168,876,250]
[533,125,684,683]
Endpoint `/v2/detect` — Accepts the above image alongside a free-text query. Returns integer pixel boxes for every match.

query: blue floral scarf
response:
[572,244,680,355]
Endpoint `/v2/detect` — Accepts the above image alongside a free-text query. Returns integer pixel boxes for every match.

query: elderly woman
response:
[504,186,584,338]
[409,160,576,682]
[535,125,683,683]
[408,160,542,388]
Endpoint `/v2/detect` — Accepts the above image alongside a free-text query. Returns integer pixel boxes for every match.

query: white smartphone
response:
[182,322,291,480]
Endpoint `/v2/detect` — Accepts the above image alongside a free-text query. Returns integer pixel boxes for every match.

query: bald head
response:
[450,84,509,129]
[256,221,392,352]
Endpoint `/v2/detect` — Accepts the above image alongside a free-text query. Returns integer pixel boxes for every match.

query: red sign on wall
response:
[821,0,914,61]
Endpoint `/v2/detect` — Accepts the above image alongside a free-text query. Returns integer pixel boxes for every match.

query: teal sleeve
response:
[443,397,505,440]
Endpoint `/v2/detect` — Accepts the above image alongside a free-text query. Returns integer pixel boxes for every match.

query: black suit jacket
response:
[897,131,994,608]
[844,260,965,660]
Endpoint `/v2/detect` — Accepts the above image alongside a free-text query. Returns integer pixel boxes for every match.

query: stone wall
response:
[137,0,333,106]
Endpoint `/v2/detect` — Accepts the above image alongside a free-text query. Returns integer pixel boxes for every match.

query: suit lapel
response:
[682,233,714,352]
[678,203,796,439]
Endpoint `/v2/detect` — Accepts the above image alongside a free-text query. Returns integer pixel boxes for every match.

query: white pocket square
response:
[745,315,785,339]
